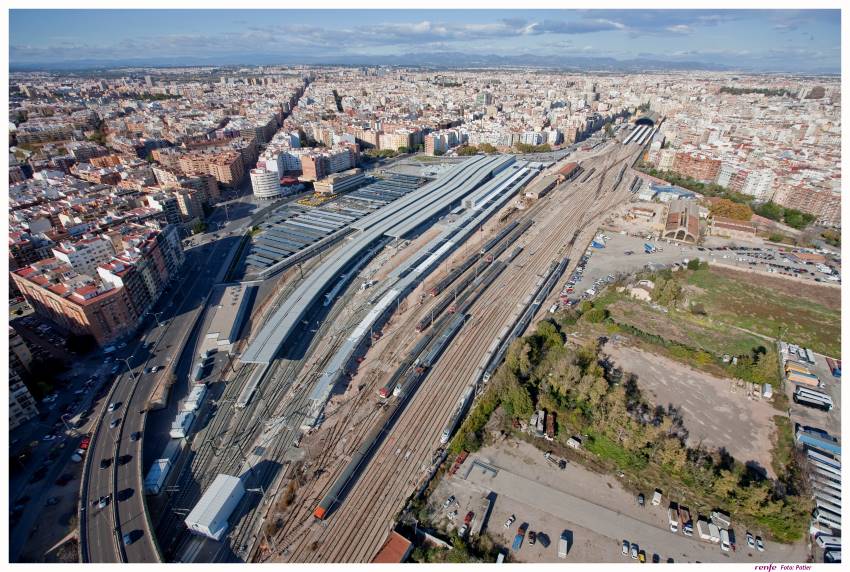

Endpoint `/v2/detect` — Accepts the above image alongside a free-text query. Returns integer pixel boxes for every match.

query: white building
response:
[51,236,115,276]
[250,168,283,200]
[741,169,775,201]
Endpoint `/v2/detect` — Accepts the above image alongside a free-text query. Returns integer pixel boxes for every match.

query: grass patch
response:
[585,431,648,471]
[686,267,840,357]
[771,416,795,478]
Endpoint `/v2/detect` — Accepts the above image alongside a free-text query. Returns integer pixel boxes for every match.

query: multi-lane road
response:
[81,191,259,562]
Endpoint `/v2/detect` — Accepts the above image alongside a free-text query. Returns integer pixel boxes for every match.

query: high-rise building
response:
[250,168,283,199]
[9,328,37,431]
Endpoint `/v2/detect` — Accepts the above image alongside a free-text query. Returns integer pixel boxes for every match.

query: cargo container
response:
[784,360,812,373]
[815,498,842,515]
[814,508,842,530]
[807,449,840,471]
[169,411,195,439]
[796,430,840,456]
[794,389,833,411]
[805,348,816,364]
[144,459,172,495]
[816,535,842,549]
[787,372,821,388]
[826,357,841,378]
[184,474,245,541]
[824,549,841,563]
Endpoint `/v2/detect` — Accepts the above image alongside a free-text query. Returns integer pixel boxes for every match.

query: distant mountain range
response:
[10,50,839,74]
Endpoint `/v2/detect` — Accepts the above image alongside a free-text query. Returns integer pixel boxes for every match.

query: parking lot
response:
[428,440,806,563]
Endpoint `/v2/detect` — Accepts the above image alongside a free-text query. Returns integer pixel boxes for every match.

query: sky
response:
[8,9,842,72]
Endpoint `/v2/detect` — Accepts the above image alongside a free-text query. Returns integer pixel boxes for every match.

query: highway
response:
[81,193,258,562]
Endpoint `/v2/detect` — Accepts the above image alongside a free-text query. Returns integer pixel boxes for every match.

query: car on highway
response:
[98,495,110,509]
[107,402,119,412]
[122,532,136,546]
[504,515,516,528]
[130,431,141,442]
[42,434,57,442]
[109,418,121,429]
[99,458,112,469]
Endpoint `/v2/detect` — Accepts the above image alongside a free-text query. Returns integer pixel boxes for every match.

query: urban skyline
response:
[9,9,842,72]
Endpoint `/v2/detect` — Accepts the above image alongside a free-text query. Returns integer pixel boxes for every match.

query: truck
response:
[651,489,662,506]
[678,506,693,536]
[558,531,569,558]
[696,519,712,541]
[708,522,721,543]
[512,523,527,551]
[720,529,731,552]
[591,240,605,249]
[544,451,567,470]
[667,506,679,533]
[644,243,657,254]
[710,510,732,529]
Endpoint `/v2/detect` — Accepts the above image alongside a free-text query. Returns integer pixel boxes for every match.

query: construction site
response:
[149,130,648,563]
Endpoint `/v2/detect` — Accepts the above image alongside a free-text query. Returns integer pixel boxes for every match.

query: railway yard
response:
[82,130,654,563]
[240,142,644,562]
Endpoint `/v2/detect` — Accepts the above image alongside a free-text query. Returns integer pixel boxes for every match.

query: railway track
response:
[272,145,641,562]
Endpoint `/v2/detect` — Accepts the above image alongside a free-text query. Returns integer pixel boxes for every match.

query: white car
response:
[107,402,118,412]
[746,532,755,548]
[630,544,639,559]
[504,515,516,528]
[755,537,765,552]
[622,540,630,555]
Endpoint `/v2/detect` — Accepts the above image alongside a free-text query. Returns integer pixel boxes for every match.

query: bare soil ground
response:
[603,341,778,478]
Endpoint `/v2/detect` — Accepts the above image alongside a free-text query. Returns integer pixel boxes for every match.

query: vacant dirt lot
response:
[603,341,778,477]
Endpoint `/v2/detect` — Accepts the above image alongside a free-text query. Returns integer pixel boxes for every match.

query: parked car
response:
[442,495,455,509]
[504,515,516,528]
[622,540,630,556]
[637,493,645,506]
[631,544,639,559]
[746,532,755,548]
[528,531,536,545]
[755,537,765,552]
[130,432,141,442]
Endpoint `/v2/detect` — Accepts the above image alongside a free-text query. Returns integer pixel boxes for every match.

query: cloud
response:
[665,24,693,35]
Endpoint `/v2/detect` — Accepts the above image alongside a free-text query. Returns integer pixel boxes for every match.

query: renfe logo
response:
[754,566,812,572]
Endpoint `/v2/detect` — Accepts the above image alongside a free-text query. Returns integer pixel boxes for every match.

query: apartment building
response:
[51,236,116,276]
[10,330,38,431]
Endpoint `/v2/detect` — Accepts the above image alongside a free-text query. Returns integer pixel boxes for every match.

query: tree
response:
[753,201,783,221]
[583,308,608,323]
[710,198,752,221]
[456,145,479,156]
[479,143,497,154]
[192,220,207,234]
[687,258,701,271]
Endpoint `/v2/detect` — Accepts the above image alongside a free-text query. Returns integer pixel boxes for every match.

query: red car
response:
[464,511,474,525]
[79,437,91,450]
